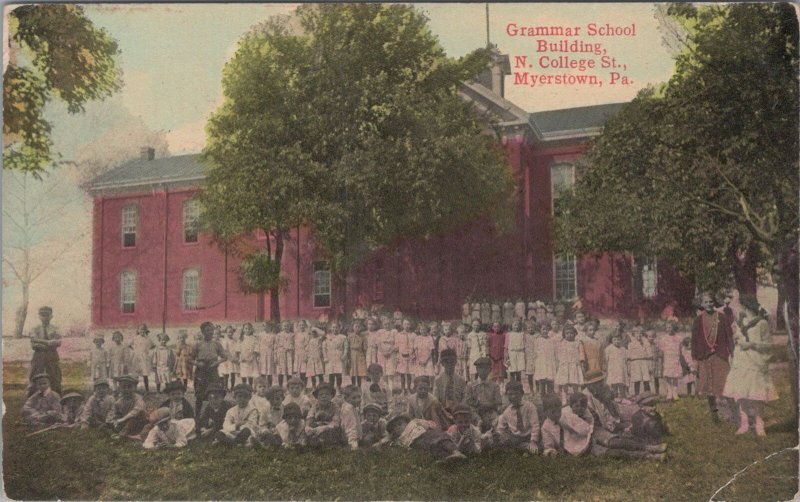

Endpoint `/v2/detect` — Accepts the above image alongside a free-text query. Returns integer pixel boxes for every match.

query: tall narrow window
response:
[183,199,200,243]
[121,205,138,247]
[634,256,658,299]
[313,261,331,308]
[183,269,200,310]
[554,254,577,300]
[120,271,136,313]
[550,163,575,216]
[373,258,384,302]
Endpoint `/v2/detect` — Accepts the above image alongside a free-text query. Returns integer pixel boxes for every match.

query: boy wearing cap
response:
[22,373,63,427]
[159,380,194,420]
[277,403,307,448]
[360,403,387,447]
[143,407,194,449]
[193,321,227,420]
[89,335,109,382]
[465,357,503,414]
[361,363,389,414]
[433,349,467,413]
[60,389,85,425]
[407,376,452,430]
[446,404,483,455]
[217,383,260,446]
[282,376,313,418]
[196,383,231,439]
[305,383,343,447]
[494,380,541,453]
[80,379,115,429]
[111,375,148,438]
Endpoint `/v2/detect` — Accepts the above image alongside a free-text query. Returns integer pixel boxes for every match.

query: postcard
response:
[3,3,798,500]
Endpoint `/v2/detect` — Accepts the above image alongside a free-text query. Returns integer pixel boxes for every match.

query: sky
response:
[2,3,675,335]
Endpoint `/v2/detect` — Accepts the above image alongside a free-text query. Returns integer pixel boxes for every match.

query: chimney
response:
[140,147,155,161]
[476,44,511,98]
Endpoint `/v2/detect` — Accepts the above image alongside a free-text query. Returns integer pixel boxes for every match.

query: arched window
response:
[120,270,136,313]
[182,269,200,310]
[121,204,138,247]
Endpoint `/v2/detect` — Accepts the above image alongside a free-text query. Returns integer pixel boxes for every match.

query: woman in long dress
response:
[723,294,777,436]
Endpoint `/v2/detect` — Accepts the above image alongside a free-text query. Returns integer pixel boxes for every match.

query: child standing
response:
[130,324,155,394]
[366,317,381,366]
[486,322,506,384]
[237,323,257,388]
[151,334,176,394]
[455,324,470,379]
[107,331,130,389]
[277,321,295,388]
[377,318,398,390]
[219,326,235,391]
[505,319,525,383]
[305,325,325,389]
[348,320,368,387]
[323,321,348,391]
[533,327,557,395]
[555,324,585,402]
[658,323,684,400]
[523,321,538,393]
[627,329,652,395]
[394,319,415,393]
[466,320,487,381]
[604,333,629,399]
[89,335,109,383]
[412,323,435,380]
[258,321,277,387]
[681,337,697,396]
[174,332,194,390]
[581,319,604,377]
[294,320,309,386]
[646,329,662,396]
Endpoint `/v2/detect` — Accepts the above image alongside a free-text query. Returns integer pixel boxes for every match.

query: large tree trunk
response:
[732,240,758,295]
[269,233,285,322]
[13,281,30,338]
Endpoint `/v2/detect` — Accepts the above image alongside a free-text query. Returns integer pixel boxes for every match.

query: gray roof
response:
[87,154,206,190]
[529,102,625,136]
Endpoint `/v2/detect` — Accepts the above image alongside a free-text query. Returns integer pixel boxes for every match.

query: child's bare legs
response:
[643,381,651,393]
[749,400,766,436]
[527,374,535,394]
[398,374,407,392]
[299,373,307,387]
[686,381,694,396]
[634,381,641,396]
[652,377,660,396]
[142,376,150,394]
[328,373,342,391]
[353,375,362,387]
[278,374,284,388]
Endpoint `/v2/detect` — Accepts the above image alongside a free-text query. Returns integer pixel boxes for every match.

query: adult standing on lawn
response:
[691,292,735,421]
[193,321,227,419]
[27,306,62,397]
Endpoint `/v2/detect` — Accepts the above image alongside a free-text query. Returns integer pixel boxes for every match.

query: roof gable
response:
[87,154,206,192]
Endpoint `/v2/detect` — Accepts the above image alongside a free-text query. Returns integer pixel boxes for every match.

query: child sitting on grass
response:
[196,383,230,440]
[540,394,562,456]
[407,376,452,430]
[282,376,313,418]
[305,382,343,447]
[360,403,387,447]
[110,375,148,439]
[340,384,363,450]
[277,403,307,448]
[494,380,540,453]
[59,390,85,426]
[559,392,594,456]
[22,373,63,427]
[381,412,466,462]
[257,386,285,446]
[362,363,389,414]
[446,404,482,455]
[80,379,115,429]
[143,407,194,449]
[216,383,259,446]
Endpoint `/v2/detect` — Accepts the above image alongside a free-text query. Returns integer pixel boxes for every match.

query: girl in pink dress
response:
[504,319,526,383]
[657,323,684,400]
[413,323,436,378]
[555,323,585,403]
[394,319,415,392]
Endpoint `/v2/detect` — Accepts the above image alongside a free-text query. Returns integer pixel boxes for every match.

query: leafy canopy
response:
[201,4,514,292]
[3,5,121,175]
[556,3,798,294]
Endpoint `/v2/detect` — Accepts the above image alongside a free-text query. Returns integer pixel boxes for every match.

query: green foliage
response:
[239,253,286,294]
[3,361,798,500]
[201,4,514,307]
[3,5,121,175]
[557,3,799,294]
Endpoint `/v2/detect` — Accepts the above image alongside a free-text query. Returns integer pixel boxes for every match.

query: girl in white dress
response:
[305,325,325,389]
[604,333,628,398]
[627,330,651,395]
[504,319,526,383]
[228,326,241,390]
[276,321,295,388]
[412,323,436,378]
[294,320,309,385]
[323,321,347,391]
[555,323,585,403]
[377,318,397,389]
[523,321,538,393]
[108,331,131,389]
[238,322,258,388]
[131,324,156,393]
[394,319,415,392]
[258,321,277,387]
[657,323,684,400]
[533,326,556,395]
[466,319,486,380]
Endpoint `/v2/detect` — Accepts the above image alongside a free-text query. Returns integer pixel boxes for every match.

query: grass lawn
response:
[3,361,797,501]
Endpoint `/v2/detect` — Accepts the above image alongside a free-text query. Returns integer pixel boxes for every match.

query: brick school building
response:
[86,49,693,333]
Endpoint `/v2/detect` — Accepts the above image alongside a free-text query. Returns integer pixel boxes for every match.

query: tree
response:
[4,5,121,176]
[2,171,87,337]
[557,3,798,306]
[201,4,514,321]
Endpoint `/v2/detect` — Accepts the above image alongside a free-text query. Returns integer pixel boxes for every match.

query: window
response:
[634,256,658,299]
[373,258,384,302]
[313,261,331,308]
[121,205,138,247]
[550,163,575,216]
[183,199,200,243]
[182,269,200,310]
[554,254,577,300]
[120,271,136,313]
